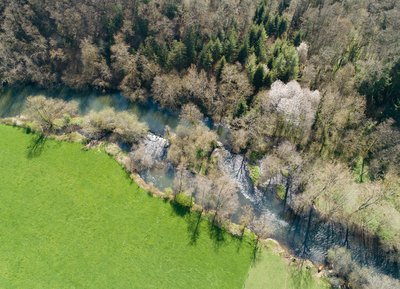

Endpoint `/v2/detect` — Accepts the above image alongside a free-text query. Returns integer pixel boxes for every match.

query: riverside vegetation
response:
[0,0,399,288]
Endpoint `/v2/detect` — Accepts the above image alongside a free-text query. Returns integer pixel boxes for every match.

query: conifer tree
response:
[167,40,188,71]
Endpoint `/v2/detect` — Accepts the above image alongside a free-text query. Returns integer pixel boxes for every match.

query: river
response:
[0,87,398,279]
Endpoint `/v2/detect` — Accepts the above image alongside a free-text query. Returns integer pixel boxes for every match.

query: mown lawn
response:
[0,124,329,289]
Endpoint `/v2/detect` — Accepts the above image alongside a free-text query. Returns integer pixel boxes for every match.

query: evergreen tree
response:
[184,27,198,64]
[249,25,260,48]
[253,64,267,90]
[167,40,188,71]
[212,38,223,61]
[215,56,226,82]
[199,42,214,71]
[237,36,250,64]
[224,29,238,63]
[293,30,303,47]
[256,26,268,62]
[254,1,266,24]
[266,15,277,36]
[245,53,257,82]
[270,42,299,82]
[277,16,288,37]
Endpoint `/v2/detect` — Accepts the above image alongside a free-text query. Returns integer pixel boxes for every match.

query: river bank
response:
[1,88,399,283]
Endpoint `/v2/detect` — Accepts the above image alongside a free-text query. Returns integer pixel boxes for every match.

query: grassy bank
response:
[0,125,328,288]
[244,241,330,289]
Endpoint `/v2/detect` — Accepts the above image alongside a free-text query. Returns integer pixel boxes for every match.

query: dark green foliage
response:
[253,64,268,90]
[238,36,250,64]
[360,60,400,123]
[184,27,199,64]
[212,38,224,62]
[167,41,188,71]
[269,41,299,82]
[223,29,239,63]
[292,30,304,47]
[164,1,179,19]
[255,26,268,62]
[235,100,248,118]
[215,56,226,82]
[254,1,267,24]
[199,42,214,71]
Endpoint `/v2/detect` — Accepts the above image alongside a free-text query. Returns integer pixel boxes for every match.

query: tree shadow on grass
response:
[26,134,47,158]
[186,211,202,245]
[170,202,190,217]
[208,221,226,250]
[251,238,262,265]
[290,262,313,289]
[235,232,246,253]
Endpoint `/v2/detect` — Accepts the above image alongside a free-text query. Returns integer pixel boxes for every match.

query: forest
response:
[0,0,399,288]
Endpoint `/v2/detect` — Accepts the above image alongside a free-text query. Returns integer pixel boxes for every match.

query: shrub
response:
[83,108,148,143]
[249,165,261,185]
[175,192,192,208]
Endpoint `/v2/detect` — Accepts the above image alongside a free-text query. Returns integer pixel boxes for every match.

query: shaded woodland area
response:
[1,0,399,287]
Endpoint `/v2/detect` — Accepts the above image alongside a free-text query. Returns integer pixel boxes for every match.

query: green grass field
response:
[0,124,329,288]
[244,241,330,289]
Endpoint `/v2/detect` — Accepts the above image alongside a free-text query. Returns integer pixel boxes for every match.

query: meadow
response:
[0,124,328,288]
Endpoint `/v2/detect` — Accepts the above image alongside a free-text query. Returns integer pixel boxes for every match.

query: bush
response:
[83,108,148,143]
[175,192,192,208]
[276,184,285,200]
[249,165,260,185]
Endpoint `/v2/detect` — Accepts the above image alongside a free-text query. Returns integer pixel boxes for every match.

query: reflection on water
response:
[140,165,175,191]
[0,87,179,135]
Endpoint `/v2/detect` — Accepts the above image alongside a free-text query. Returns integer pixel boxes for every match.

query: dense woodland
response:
[1,0,400,287]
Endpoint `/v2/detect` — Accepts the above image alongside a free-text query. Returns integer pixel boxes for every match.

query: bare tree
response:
[215,63,253,121]
[83,108,148,143]
[194,174,214,213]
[152,73,183,109]
[239,204,254,236]
[180,103,204,125]
[24,96,78,133]
[173,163,193,199]
[209,174,239,224]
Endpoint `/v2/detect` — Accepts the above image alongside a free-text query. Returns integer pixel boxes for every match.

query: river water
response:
[0,87,398,279]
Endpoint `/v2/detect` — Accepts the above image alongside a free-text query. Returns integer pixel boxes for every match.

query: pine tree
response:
[199,42,214,71]
[238,36,254,64]
[245,53,257,82]
[167,40,188,71]
[277,16,288,37]
[212,38,223,61]
[256,26,268,62]
[253,64,267,91]
[184,27,198,64]
[249,25,260,48]
[271,42,299,82]
[224,29,238,63]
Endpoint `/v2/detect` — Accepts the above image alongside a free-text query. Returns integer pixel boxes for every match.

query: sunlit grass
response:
[244,241,331,289]
[0,125,254,289]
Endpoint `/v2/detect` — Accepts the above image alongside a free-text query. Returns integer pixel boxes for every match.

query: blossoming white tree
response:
[268,80,321,139]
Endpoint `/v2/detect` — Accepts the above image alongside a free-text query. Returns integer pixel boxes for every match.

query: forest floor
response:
[0,124,329,288]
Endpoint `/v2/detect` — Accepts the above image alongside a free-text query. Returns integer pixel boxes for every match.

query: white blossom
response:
[269,80,321,131]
